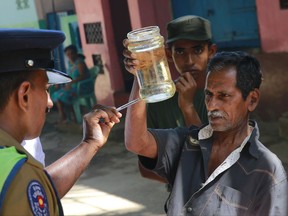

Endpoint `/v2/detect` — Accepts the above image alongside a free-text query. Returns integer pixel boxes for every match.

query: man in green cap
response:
[123,15,217,182]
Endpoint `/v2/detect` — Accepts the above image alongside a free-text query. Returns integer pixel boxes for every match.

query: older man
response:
[124,51,288,215]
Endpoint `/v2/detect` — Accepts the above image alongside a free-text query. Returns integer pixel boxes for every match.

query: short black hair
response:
[64,44,78,53]
[207,51,263,100]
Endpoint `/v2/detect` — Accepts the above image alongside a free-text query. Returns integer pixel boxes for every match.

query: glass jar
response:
[127,26,175,103]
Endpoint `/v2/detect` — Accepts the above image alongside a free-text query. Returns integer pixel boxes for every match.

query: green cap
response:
[166,15,212,44]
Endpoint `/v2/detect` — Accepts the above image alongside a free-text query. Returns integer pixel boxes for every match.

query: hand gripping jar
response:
[127,26,176,103]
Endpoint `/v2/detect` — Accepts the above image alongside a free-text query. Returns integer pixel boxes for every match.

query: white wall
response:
[0,0,38,26]
[36,0,75,19]
[0,0,75,28]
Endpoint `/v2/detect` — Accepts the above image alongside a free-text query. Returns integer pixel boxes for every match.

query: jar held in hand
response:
[127,26,175,103]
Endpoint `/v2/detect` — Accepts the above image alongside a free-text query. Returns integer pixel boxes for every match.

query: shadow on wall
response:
[251,52,288,121]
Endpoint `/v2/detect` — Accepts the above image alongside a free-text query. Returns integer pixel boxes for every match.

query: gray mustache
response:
[208,111,225,118]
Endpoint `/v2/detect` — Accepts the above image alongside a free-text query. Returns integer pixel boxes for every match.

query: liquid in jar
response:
[127,26,175,103]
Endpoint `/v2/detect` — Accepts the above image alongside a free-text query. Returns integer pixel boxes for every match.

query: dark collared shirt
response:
[147,90,207,129]
[139,121,288,216]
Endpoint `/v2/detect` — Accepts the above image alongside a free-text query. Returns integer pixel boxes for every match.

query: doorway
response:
[170,0,260,48]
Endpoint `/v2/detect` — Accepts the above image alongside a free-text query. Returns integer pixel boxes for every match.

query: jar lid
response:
[127,26,160,41]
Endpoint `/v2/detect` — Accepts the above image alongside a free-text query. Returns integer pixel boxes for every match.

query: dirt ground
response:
[41,106,288,215]
[247,51,288,121]
[41,110,168,216]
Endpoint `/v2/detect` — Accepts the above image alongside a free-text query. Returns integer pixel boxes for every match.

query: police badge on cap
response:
[0,28,72,84]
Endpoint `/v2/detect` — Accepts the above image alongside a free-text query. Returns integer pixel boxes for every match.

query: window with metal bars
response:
[84,22,104,44]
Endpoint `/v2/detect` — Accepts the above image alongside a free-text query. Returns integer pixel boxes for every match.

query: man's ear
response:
[17,81,31,112]
[247,89,260,112]
[165,47,173,62]
[208,44,217,58]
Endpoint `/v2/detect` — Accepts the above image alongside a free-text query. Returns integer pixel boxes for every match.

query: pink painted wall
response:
[74,0,124,106]
[256,0,288,52]
[127,0,172,40]
[127,0,178,78]
[74,0,173,106]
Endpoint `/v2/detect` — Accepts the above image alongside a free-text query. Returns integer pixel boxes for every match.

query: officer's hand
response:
[82,104,122,152]
[123,38,139,75]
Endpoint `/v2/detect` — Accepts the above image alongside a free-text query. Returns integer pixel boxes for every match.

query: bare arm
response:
[122,39,158,159]
[46,142,96,198]
[46,107,122,198]
[124,78,158,158]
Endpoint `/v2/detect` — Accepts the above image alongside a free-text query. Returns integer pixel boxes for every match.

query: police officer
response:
[0,28,122,215]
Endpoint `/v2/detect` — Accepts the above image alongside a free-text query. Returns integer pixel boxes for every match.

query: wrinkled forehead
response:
[206,67,237,87]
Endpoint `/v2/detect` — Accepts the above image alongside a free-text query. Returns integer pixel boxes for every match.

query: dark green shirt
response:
[147,90,207,129]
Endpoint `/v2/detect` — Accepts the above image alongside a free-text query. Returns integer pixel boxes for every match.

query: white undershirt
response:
[21,137,45,166]
[198,125,253,188]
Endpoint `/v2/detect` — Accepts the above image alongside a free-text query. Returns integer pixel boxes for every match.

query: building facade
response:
[1,0,288,120]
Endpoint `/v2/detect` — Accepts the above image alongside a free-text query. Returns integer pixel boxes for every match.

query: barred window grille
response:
[84,22,104,44]
[280,0,288,9]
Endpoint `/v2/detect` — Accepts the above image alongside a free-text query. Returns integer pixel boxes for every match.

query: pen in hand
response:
[116,97,142,112]
[98,98,142,123]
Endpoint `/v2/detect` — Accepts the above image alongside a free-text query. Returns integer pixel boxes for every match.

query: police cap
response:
[0,28,72,84]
